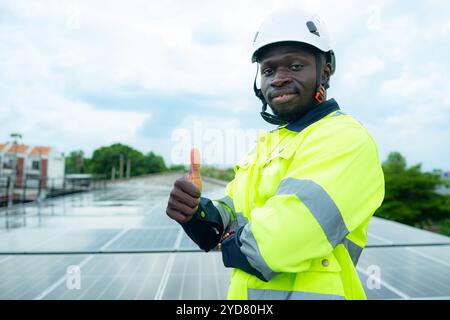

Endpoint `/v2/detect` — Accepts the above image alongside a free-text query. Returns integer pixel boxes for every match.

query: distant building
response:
[0,142,65,189]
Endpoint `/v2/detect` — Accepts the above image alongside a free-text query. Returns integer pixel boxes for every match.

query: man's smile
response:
[271,93,298,104]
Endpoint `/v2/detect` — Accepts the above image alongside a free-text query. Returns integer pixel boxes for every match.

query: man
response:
[166,9,385,300]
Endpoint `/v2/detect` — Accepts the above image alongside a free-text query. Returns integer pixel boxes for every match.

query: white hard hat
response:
[251,8,336,74]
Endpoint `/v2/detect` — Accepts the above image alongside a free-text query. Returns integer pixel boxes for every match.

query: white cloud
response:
[0,0,449,171]
[340,56,385,89]
[381,73,432,102]
[369,105,450,170]
[0,0,376,97]
[380,63,450,108]
[0,84,149,155]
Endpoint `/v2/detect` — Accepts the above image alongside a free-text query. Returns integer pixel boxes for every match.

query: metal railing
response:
[0,175,109,230]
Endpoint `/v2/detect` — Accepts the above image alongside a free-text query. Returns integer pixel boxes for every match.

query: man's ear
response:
[321,62,332,86]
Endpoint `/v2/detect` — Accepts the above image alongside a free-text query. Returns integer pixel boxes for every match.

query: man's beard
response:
[270,103,312,123]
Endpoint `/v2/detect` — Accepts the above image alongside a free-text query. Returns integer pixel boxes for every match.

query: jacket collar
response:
[282,98,340,133]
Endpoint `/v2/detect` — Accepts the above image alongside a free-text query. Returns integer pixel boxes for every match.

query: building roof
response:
[1,143,53,156]
[30,146,51,156]
[7,144,29,154]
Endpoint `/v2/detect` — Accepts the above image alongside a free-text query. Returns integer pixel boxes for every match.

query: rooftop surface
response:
[0,173,449,300]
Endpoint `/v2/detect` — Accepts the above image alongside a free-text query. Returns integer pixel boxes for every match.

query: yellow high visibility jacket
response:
[214,99,385,300]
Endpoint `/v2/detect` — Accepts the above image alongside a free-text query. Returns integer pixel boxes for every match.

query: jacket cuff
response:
[221,225,268,282]
[180,197,224,252]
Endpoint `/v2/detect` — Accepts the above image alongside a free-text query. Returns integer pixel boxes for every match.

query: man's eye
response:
[290,64,304,71]
[262,68,273,76]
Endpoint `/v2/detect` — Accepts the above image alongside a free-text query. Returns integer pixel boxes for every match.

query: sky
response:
[0,0,449,171]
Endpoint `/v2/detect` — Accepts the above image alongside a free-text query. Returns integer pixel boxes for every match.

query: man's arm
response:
[221,121,385,281]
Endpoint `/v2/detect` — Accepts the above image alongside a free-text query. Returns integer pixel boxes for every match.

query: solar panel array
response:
[0,173,449,300]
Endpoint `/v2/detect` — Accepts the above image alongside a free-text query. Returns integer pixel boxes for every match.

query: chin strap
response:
[313,54,326,104]
[253,66,288,126]
[254,53,326,126]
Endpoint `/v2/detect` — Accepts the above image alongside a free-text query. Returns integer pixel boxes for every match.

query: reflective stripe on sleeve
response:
[214,202,232,229]
[276,178,349,248]
[235,212,248,227]
[240,223,278,281]
[342,238,363,266]
[215,196,238,232]
[217,196,236,216]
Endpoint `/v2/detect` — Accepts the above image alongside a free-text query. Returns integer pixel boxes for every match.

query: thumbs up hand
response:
[188,148,202,192]
[166,148,202,224]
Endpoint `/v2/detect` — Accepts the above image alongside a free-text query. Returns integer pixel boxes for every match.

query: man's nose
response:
[271,69,292,87]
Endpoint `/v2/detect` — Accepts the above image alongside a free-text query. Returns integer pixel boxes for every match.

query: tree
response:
[169,164,187,172]
[375,152,450,232]
[382,152,406,174]
[88,144,167,177]
[201,165,235,182]
[65,150,87,174]
[142,151,167,173]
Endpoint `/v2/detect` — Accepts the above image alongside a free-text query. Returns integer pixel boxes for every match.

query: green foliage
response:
[382,151,407,174]
[90,144,140,176]
[167,163,234,181]
[66,144,167,177]
[142,151,167,174]
[437,219,450,236]
[201,165,235,182]
[65,150,88,174]
[169,164,187,172]
[375,152,450,234]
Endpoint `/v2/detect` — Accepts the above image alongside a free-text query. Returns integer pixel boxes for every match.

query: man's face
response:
[259,43,319,122]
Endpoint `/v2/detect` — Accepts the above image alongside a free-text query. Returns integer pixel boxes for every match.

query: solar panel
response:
[0,229,66,252]
[0,174,449,300]
[357,246,450,299]
[409,245,450,264]
[105,228,180,251]
[42,254,169,300]
[366,218,450,246]
[162,253,230,300]
[366,233,392,246]
[178,232,201,251]
[357,271,403,299]
[143,214,179,228]
[33,229,121,252]
[66,206,143,216]
[0,254,89,299]
[92,200,142,207]
[23,216,147,230]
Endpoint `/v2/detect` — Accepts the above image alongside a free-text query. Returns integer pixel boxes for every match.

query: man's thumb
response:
[188,148,202,191]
